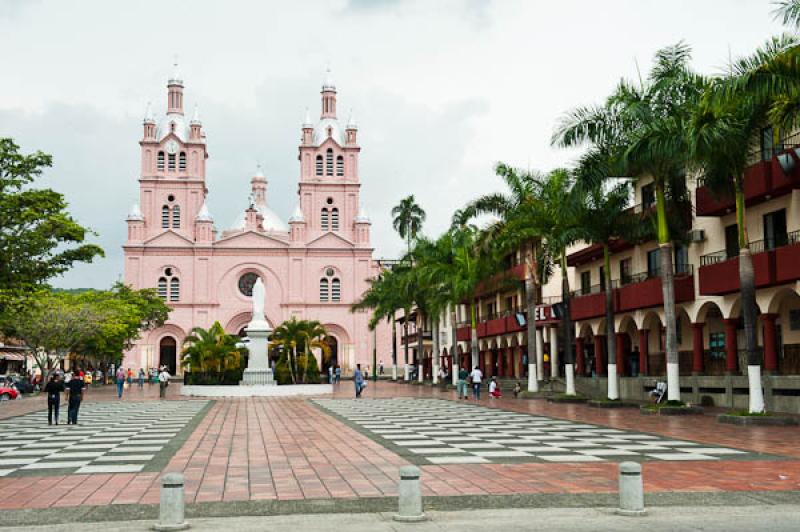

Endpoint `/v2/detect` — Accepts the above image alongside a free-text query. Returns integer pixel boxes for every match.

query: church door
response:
[323,336,338,374]
[159,337,177,374]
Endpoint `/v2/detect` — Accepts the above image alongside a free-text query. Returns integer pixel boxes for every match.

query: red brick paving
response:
[1,381,799,510]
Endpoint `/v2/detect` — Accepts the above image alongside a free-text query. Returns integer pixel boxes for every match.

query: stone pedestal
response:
[241,322,276,386]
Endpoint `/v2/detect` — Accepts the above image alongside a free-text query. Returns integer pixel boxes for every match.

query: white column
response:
[550,327,559,378]
[536,329,544,381]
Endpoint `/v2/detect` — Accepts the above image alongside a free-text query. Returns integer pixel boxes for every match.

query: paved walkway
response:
[7,505,800,532]
[0,381,799,512]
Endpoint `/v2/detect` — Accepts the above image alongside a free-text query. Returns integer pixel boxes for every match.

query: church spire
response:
[167,58,184,115]
[320,67,337,119]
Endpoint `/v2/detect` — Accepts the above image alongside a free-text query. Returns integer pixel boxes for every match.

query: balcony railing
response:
[700,231,800,266]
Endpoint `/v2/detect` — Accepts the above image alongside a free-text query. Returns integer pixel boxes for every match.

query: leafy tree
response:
[0,138,104,319]
[9,292,102,382]
[268,317,329,384]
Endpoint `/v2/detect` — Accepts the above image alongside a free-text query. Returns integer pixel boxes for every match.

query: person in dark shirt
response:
[43,374,65,425]
[66,374,86,425]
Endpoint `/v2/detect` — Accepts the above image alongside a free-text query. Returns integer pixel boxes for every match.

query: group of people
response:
[43,371,88,425]
[115,366,172,399]
[455,366,511,400]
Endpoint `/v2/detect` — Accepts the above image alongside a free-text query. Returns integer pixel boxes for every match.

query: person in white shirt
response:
[158,367,171,399]
[469,366,483,400]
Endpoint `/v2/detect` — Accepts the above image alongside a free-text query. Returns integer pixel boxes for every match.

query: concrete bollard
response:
[616,461,646,516]
[393,465,426,522]
[153,473,190,531]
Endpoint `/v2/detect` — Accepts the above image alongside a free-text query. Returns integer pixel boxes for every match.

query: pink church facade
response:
[122,68,389,376]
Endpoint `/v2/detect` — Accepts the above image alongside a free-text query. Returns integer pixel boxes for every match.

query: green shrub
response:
[297,354,321,384]
[274,355,293,385]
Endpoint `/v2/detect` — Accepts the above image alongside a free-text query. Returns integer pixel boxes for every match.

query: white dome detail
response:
[230,205,289,233]
[168,60,183,86]
[346,109,357,129]
[254,164,265,179]
[355,205,370,223]
[190,104,201,125]
[143,102,155,124]
[156,113,190,142]
[196,202,213,222]
[289,204,305,222]
[302,107,312,128]
[312,117,346,146]
[322,67,336,91]
[127,202,144,221]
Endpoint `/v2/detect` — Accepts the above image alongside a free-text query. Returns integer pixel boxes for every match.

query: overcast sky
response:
[0,0,787,289]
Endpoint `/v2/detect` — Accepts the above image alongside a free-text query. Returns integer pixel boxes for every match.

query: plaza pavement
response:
[1,380,799,526]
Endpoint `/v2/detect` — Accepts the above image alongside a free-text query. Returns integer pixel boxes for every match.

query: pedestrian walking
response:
[335,365,341,384]
[354,364,364,398]
[328,366,333,384]
[44,374,64,425]
[66,372,86,425]
[469,366,483,400]
[457,366,469,399]
[159,366,171,399]
[138,368,145,388]
[126,368,133,386]
[379,359,384,375]
[116,366,126,398]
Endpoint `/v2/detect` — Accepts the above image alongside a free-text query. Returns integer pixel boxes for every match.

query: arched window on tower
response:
[336,155,344,176]
[168,153,176,171]
[172,205,180,229]
[326,149,333,176]
[157,277,168,300]
[161,206,170,228]
[179,152,186,171]
[170,277,180,302]
[321,208,329,231]
[331,208,339,231]
[331,278,341,302]
[319,278,329,302]
[316,155,323,176]
[157,151,165,171]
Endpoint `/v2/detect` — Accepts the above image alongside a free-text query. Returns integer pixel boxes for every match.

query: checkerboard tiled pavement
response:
[314,398,768,465]
[0,400,210,477]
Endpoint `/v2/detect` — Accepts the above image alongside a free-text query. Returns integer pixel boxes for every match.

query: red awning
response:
[0,349,27,361]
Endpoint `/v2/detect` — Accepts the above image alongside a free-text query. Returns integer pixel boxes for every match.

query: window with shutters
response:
[168,153,176,171]
[321,208,329,231]
[319,278,329,302]
[331,208,339,231]
[170,278,180,302]
[162,206,170,228]
[326,149,333,175]
[336,155,344,176]
[316,155,323,176]
[157,277,168,300]
[331,278,341,302]
[179,152,186,171]
[172,205,180,228]
[157,151,165,171]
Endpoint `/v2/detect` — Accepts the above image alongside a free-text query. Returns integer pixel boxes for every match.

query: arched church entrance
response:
[323,336,339,374]
[159,336,177,374]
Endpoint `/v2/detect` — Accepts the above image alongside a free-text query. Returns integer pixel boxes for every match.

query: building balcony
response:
[696,142,800,217]
[453,304,561,342]
[570,265,694,320]
[473,263,527,296]
[400,330,432,346]
[697,233,800,295]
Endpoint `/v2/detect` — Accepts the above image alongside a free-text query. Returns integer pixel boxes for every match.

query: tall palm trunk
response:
[560,252,576,395]
[735,184,764,413]
[655,183,680,402]
[417,312,425,382]
[470,302,479,371]
[432,318,440,384]
[391,311,398,381]
[450,307,459,386]
[288,344,297,384]
[403,316,410,381]
[603,245,619,400]
[525,244,539,392]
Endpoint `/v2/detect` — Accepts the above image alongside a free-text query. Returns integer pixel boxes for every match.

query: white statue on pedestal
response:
[248,278,269,330]
[241,276,275,386]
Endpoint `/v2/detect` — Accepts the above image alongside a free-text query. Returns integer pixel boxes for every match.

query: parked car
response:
[0,376,34,394]
[0,386,19,401]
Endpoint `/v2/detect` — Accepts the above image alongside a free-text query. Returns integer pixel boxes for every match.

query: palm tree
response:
[182,322,244,382]
[554,43,706,402]
[573,156,640,400]
[689,36,798,412]
[774,0,800,29]
[460,164,546,392]
[269,317,306,384]
[299,320,329,384]
[392,195,426,257]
